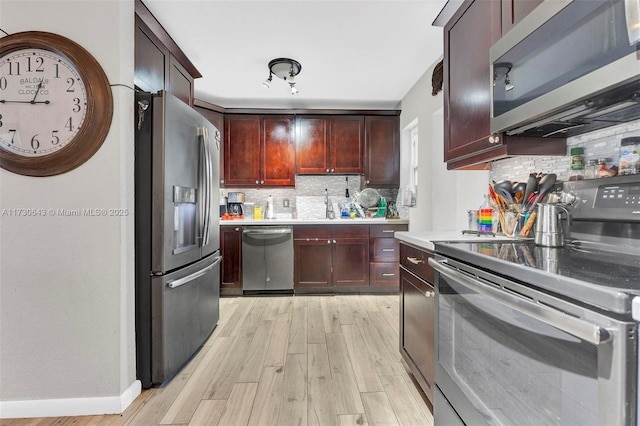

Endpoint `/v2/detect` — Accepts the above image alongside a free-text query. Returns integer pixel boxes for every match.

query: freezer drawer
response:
[242,226,294,292]
[151,253,221,384]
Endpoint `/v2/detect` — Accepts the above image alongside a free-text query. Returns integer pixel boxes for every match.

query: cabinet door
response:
[332,239,369,287]
[296,116,330,174]
[330,116,364,174]
[444,0,502,162]
[400,269,434,400]
[220,226,242,293]
[294,239,332,288]
[501,0,543,35]
[134,19,165,94]
[261,115,295,186]
[364,116,399,187]
[224,115,260,186]
[169,56,193,106]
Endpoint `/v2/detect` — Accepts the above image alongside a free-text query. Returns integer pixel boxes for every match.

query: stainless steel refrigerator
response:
[135,90,221,388]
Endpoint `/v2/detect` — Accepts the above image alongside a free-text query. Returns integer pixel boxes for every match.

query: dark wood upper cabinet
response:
[134,1,199,105]
[442,0,565,170]
[330,116,364,174]
[224,114,295,187]
[296,116,330,174]
[224,115,261,186]
[364,116,399,188]
[296,116,364,174]
[261,116,296,186]
[501,0,543,35]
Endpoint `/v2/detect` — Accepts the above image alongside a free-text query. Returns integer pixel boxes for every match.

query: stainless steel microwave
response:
[490,0,640,138]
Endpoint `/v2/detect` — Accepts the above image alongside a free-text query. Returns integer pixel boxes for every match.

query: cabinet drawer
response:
[370,238,400,262]
[333,224,369,239]
[370,224,408,238]
[294,225,331,240]
[370,262,399,286]
[400,243,434,284]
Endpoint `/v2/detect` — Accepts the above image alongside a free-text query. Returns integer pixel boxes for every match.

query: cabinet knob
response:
[331,168,335,173]
[234,227,239,231]
[327,240,331,244]
[256,180,259,184]
[488,134,500,144]
[366,180,370,184]
[425,290,435,297]
[333,239,337,244]
[261,180,264,184]
[326,168,330,172]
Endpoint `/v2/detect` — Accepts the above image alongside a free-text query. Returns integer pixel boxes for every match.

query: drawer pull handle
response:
[382,273,396,277]
[425,290,435,297]
[406,257,424,265]
[382,230,395,233]
[382,248,395,252]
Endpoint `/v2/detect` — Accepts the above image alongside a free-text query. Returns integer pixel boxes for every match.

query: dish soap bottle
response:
[478,195,493,233]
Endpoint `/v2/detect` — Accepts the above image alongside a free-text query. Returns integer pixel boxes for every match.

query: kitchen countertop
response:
[220,217,409,226]
[394,230,513,251]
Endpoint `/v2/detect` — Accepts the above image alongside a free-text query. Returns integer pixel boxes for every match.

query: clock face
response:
[0,48,89,157]
[0,31,113,177]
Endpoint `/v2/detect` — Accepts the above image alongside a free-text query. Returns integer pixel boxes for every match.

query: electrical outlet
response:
[283,198,290,208]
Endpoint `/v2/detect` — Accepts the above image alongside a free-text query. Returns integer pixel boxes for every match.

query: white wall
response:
[0,1,138,417]
[399,59,489,232]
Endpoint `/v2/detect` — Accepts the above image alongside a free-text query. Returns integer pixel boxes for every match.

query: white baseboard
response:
[0,380,141,419]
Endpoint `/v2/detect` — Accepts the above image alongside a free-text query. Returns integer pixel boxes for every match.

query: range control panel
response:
[564,175,640,222]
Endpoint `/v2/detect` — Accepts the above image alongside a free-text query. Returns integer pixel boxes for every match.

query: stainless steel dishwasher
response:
[242,226,294,293]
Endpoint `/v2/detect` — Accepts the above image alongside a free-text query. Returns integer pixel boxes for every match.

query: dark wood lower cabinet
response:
[399,242,435,404]
[293,224,370,292]
[220,226,242,296]
[294,239,332,288]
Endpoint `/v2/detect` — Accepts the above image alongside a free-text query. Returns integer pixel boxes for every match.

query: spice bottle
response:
[584,159,598,179]
[568,147,584,181]
[619,136,640,176]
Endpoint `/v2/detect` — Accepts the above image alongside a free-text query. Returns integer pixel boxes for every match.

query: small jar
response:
[568,147,584,181]
[597,158,616,178]
[619,136,640,176]
[584,159,598,179]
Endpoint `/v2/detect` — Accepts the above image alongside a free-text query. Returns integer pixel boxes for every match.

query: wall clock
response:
[0,31,113,176]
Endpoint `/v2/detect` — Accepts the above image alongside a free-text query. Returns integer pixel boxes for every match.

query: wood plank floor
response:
[1,295,433,426]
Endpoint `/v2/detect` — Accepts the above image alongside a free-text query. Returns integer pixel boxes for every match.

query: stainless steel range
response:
[430,175,640,425]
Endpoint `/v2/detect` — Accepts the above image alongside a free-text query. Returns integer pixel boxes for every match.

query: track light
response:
[263,75,272,88]
[262,58,302,94]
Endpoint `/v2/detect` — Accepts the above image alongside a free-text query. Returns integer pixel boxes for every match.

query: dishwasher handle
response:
[243,228,292,235]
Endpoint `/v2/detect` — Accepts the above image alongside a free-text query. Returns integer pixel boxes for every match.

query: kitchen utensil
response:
[358,188,381,208]
[529,173,557,210]
[523,175,538,207]
[493,180,513,196]
[512,181,526,194]
[534,203,571,247]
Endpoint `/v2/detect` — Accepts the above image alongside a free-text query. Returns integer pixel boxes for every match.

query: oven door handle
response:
[429,258,611,346]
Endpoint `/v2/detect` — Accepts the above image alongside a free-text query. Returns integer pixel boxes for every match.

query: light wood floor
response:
[2,295,433,426]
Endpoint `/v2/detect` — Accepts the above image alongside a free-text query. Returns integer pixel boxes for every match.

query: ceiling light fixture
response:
[263,58,301,95]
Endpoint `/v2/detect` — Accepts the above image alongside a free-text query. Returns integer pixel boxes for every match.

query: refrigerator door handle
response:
[167,256,222,289]
[203,127,213,245]
[199,127,211,247]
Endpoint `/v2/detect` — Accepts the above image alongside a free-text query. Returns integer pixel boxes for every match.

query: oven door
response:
[429,256,637,426]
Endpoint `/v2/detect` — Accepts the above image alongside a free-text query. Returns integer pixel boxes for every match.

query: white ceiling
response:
[142,0,447,110]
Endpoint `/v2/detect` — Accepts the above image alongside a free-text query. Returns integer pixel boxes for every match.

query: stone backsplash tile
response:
[490,120,640,182]
[222,175,400,217]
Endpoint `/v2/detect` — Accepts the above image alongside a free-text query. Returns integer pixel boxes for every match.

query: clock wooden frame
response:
[0,31,113,176]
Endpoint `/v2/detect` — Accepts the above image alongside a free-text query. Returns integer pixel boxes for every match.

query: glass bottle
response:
[584,159,598,179]
[568,147,584,181]
[478,195,493,233]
